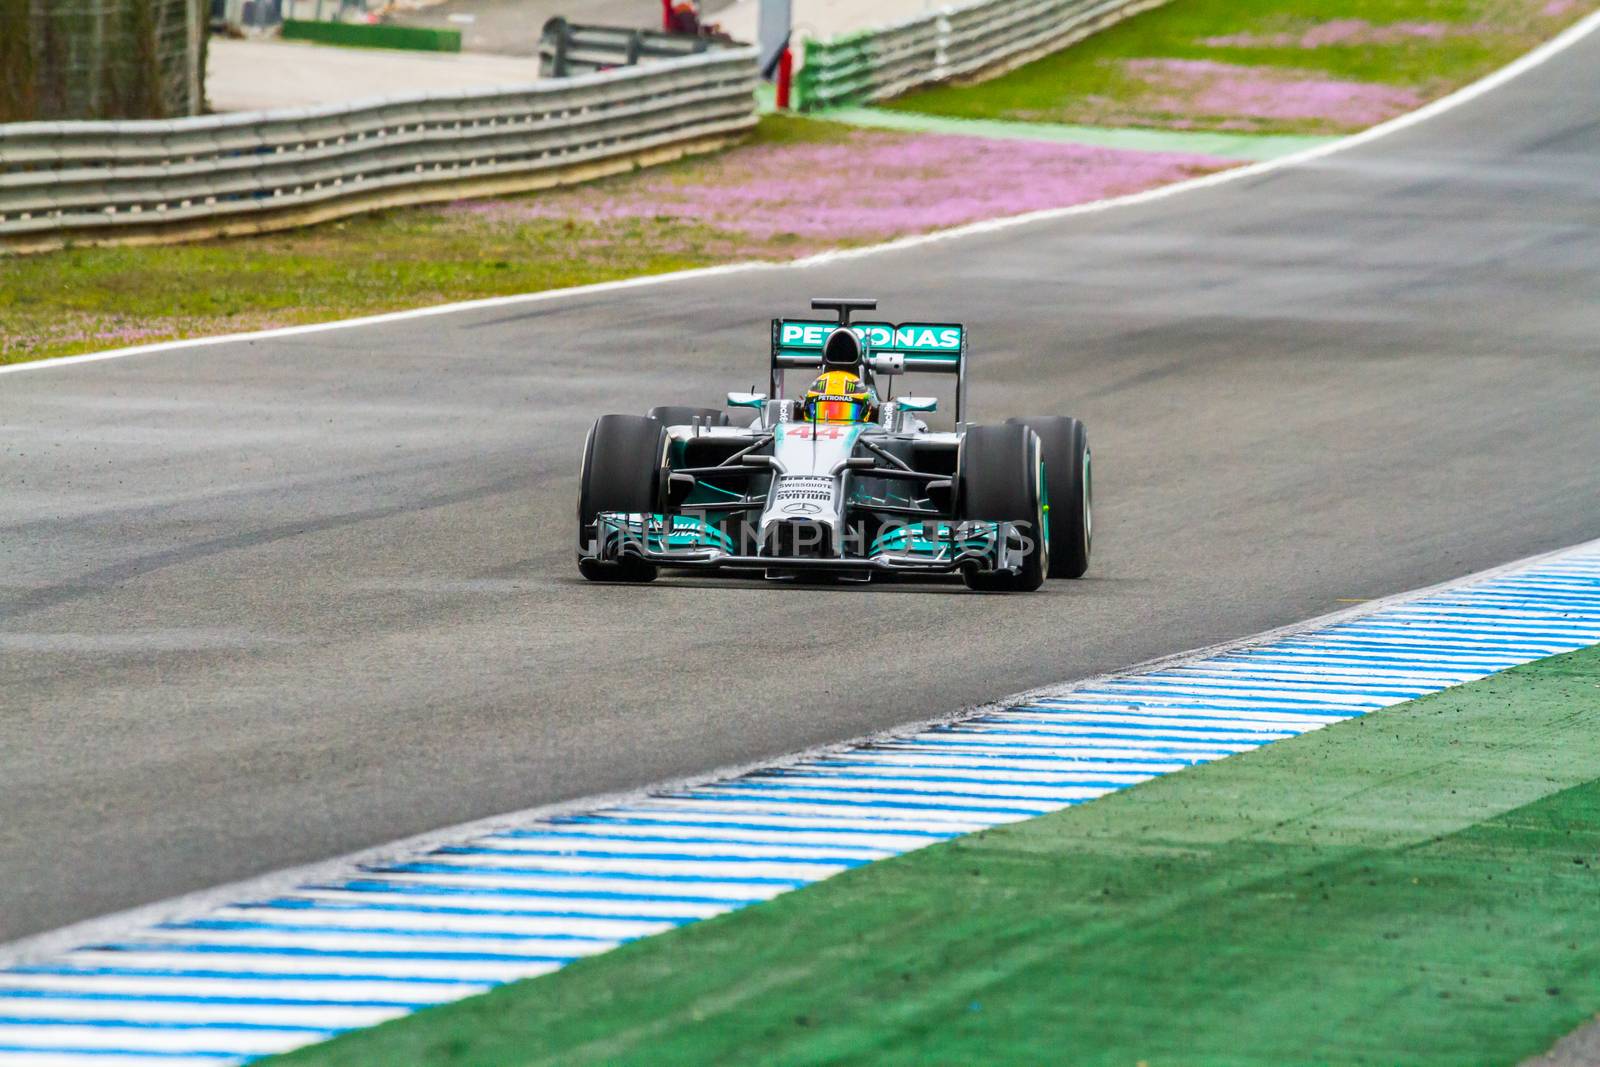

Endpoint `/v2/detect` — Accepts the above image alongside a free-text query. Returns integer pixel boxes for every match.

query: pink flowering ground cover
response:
[1115,57,1425,129]
[445,127,1228,256]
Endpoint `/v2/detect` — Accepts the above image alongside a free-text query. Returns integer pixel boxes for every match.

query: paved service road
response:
[388,0,740,55]
[206,38,547,112]
[3,31,1599,943]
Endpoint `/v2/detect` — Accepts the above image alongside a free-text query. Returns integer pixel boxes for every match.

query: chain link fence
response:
[1,0,203,122]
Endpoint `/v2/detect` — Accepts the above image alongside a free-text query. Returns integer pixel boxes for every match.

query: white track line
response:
[4,4,1599,380]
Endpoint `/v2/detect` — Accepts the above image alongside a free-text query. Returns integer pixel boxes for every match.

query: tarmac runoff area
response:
[387,0,738,55]
[714,0,946,43]
[205,38,543,112]
[382,0,940,53]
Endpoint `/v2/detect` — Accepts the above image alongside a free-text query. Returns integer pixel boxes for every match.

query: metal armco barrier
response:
[538,18,730,78]
[795,0,1171,111]
[0,47,758,252]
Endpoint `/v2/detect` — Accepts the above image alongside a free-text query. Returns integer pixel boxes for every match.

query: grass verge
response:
[885,0,1596,134]
[270,642,1600,1066]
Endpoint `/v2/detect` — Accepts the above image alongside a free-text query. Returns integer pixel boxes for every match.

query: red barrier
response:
[776,45,794,110]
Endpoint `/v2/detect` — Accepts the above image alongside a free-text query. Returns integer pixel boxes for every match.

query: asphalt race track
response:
[3,31,1599,945]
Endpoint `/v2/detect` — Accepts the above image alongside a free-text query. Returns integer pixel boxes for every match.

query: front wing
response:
[583,512,1033,576]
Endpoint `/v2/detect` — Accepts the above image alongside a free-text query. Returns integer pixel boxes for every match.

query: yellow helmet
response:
[803,370,876,424]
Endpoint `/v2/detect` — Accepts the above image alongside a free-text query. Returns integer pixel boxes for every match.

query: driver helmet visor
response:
[808,398,868,423]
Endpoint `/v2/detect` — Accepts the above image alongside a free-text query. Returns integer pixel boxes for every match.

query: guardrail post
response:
[549,17,570,77]
[792,39,817,110]
[187,0,204,116]
[934,7,952,80]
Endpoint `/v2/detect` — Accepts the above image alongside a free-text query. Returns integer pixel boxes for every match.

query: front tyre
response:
[577,414,669,583]
[1006,416,1090,578]
[957,424,1047,592]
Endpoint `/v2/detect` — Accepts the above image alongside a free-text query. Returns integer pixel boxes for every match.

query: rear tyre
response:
[1006,416,1091,578]
[956,424,1047,592]
[646,405,730,427]
[577,414,669,583]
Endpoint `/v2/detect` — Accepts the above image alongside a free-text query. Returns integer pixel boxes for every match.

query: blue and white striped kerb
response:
[4,546,1600,1064]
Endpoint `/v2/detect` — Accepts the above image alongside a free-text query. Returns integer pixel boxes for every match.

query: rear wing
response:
[769,318,968,423]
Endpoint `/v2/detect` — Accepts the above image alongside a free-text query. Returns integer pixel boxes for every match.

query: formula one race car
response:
[577,298,1090,592]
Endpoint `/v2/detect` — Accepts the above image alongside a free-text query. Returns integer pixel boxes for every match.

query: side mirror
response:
[869,353,906,375]
[726,391,767,408]
[898,396,937,413]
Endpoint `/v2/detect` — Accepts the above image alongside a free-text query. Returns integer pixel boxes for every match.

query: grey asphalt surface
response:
[4,32,1600,945]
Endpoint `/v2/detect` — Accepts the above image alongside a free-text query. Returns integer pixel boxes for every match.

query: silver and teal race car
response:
[576,298,1090,592]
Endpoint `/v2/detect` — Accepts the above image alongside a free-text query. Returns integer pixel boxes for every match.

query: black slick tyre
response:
[956,424,1047,592]
[577,414,669,583]
[1006,416,1091,578]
